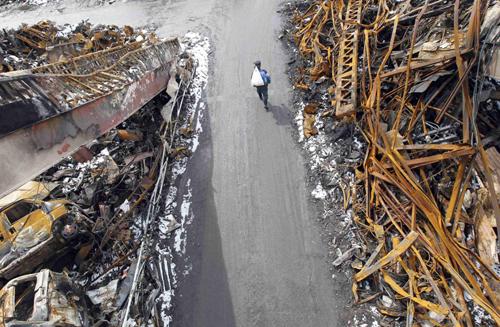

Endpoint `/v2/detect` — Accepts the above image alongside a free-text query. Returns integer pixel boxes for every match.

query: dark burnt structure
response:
[0,38,181,198]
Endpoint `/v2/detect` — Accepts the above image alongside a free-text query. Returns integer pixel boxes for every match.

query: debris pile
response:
[0,270,89,326]
[0,25,209,326]
[284,0,500,324]
[0,0,56,6]
[0,21,157,72]
[0,64,193,325]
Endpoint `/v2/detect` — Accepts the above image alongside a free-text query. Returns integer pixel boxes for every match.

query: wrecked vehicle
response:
[0,269,87,326]
[0,198,93,279]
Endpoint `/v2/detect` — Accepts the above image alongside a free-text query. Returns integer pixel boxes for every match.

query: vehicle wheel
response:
[52,214,79,242]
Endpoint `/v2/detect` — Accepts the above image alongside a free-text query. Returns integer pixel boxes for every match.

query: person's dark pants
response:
[256,86,269,108]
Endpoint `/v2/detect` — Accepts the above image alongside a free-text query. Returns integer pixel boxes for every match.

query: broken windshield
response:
[3,201,35,225]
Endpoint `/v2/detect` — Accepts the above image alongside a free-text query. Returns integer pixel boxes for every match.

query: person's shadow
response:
[267,102,292,126]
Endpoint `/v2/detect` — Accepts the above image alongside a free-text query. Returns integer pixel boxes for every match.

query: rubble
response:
[0,21,182,200]
[0,0,58,7]
[0,21,154,72]
[0,270,88,327]
[282,0,500,325]
[0,22,209,326]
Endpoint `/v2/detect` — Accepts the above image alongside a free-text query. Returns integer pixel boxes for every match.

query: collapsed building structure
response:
[0,21,181,199]
[0,21,201,326]
[285,0,500,325]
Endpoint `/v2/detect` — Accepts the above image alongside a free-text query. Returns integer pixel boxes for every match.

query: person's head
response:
[254,60,261,68]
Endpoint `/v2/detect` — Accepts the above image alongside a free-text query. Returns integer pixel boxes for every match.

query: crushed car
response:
[0,192,94,279]
[0,269,88,326]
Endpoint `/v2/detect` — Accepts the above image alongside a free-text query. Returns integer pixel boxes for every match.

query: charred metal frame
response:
[0,270,86,326]
[335,0,363,117]
[0,38,181,199]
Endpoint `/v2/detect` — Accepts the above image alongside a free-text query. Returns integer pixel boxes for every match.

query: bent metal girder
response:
[0,38,180,199]
[334,0,363,117]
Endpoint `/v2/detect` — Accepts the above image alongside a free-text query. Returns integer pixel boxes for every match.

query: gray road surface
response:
[1,0,345,326]
[175,1,343,326]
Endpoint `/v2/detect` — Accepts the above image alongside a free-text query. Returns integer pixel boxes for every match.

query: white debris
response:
[54,24,74,39]
[191,102,205,153]
[312,183,328,199]
[119,199,131,213]
[86,279,119,312]
[381,295,393,307]
[27,0,59,5]
[429,311,446,323]
[59,148,111,194]
[294,102,305,143]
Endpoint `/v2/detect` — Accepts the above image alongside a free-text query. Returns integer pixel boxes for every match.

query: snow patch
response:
[155,32,210,327]
[173,179,193,255]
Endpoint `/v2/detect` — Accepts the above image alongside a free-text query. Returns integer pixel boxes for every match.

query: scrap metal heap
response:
[0,21,153,72]
[0,21,199,326]
[0,21,181,200]
[291,0,500,324]
[0,59,195,325]
[0,39,178,136]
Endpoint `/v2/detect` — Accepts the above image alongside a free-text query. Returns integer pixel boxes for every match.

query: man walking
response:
[253,61,271,109]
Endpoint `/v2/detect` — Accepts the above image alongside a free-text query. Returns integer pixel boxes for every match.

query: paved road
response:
[1,0,343,325]
[175,1,342,326]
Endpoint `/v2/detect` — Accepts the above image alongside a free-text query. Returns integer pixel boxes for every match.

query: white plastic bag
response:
[251,67,265,87]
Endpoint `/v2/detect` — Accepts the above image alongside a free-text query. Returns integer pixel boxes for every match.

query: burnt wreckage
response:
[0,35,181,198]
[282,0,500,325]
[0,21,197,325]
[0,270,88,327]
[0,197,93,280]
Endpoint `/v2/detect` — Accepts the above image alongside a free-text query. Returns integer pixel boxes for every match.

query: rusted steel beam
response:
[379,48,474,78]
[0,39,179,137]
[91,245,139,282]
[381,147,476,169]
[0,39,180,199]
[335,0,363,117]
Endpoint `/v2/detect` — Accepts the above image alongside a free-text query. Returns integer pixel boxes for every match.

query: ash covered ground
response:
[278,3,374,324]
